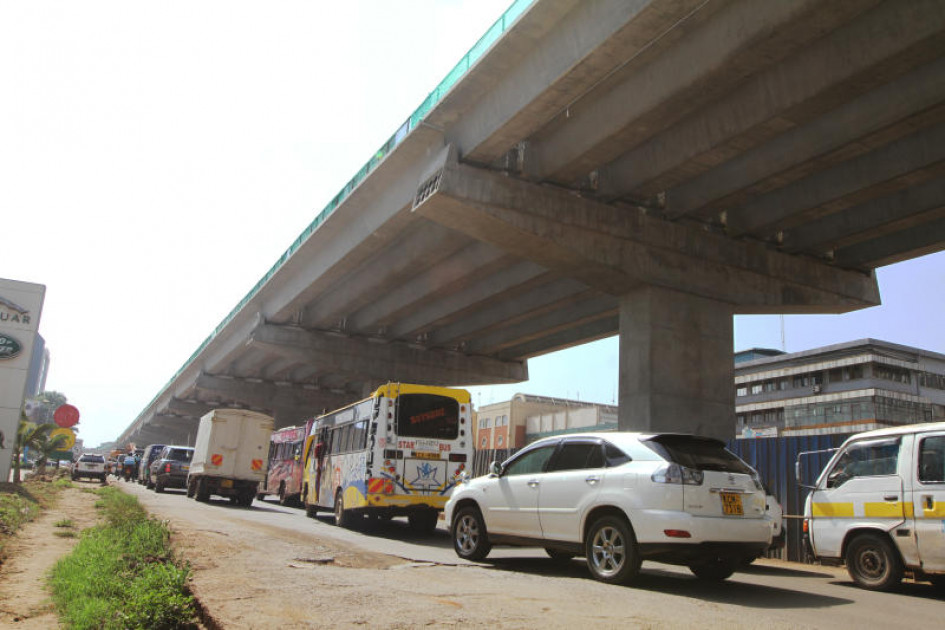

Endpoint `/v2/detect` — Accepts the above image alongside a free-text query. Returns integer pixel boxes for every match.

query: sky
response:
[2,1,943,447]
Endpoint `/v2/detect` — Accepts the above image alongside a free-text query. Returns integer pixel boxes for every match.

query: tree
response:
[25,391,68,424]
[11,417,69,483]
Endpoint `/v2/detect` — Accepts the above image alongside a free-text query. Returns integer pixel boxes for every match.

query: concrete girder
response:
[165,399,216,419]
[782,177,945,255]
[300,220,468,328]
[452,0,713,164]
[467,294,618,356]
[496,315,618,361]
[605,9,945,207]
[194,373,353,415]
[413,152,880,313]
[665,56,945,221]
[430,277,597,347]
[347,241,511,333]
[726,123,945,239]
[387,259,548,340]
[834,215,945,269]
[526,0,881,185]
[248,323,527,386]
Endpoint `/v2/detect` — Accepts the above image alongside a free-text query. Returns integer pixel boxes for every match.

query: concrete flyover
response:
[118,0,945,446]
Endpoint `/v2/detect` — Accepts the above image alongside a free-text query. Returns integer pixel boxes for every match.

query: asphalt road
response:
[120,480,944,629]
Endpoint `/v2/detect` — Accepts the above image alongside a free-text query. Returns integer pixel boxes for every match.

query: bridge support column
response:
[618,286,734,440]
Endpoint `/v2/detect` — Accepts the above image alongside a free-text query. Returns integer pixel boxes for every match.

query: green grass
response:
[49,487,197,629]
[0,479,65,557]
[55,519,75,528]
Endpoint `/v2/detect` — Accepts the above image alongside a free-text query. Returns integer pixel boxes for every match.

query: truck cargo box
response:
[187,409,274,506]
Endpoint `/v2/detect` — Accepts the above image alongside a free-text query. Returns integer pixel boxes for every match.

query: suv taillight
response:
[165,463,172,473]
[651,463,704,485]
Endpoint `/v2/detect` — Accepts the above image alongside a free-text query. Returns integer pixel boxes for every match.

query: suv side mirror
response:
[489,461,502,477]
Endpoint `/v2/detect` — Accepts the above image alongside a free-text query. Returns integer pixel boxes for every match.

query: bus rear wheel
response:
[408,510,439,536]
[334,491,353,528]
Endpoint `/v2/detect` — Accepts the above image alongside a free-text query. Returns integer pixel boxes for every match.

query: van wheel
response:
[846,533,903,591]
[334,491,352,528]
[689,557,737,581]
[585,516,641,584]
[452,506,491,561]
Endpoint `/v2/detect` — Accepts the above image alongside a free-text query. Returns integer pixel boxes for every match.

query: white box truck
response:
[187,409,274,506]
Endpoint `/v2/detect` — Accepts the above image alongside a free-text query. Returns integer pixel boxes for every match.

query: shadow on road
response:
[476,557,854,609]
[830,579,945,601]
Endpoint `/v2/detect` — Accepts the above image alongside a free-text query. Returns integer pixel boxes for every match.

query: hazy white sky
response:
[3,1,943,446]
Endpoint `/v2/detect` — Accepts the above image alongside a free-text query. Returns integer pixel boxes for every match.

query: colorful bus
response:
[301,383,472,534]
[258,419,314,505]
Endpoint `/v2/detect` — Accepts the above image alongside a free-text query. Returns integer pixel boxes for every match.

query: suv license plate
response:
[721,492,743,516]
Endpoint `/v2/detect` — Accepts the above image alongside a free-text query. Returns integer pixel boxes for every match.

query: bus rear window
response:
[397,394,459,440]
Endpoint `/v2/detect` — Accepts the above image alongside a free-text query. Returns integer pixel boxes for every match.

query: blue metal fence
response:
[727,433,853,562]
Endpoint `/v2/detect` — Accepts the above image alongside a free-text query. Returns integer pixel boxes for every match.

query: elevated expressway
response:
[121,0,945,445]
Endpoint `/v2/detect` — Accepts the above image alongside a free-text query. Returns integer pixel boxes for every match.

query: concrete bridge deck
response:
[121,0,945,446]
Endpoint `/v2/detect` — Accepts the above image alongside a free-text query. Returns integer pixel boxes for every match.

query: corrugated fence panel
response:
[728,433,852,562]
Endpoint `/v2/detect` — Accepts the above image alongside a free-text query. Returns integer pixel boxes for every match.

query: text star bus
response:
[258,419,314,506]
[301,383,472,534]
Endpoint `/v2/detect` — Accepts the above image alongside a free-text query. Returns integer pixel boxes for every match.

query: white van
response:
[801,422,945,590]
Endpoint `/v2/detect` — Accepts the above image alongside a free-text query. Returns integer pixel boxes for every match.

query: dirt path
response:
[0,483,102,628]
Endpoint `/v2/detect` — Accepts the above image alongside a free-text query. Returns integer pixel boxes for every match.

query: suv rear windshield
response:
[165,448,194,462]
[643,435,754,474]
[80,454,105,463]
[396,394,459,440]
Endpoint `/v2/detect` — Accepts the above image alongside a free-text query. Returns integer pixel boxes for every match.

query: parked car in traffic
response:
[445,432,774,584]
[150,446,194,493]
[138,443,166,489]
[71,453,107,482]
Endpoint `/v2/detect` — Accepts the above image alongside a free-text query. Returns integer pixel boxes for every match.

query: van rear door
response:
[913,431,945,572]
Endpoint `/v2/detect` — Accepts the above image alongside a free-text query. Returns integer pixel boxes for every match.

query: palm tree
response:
[11,418,69,483]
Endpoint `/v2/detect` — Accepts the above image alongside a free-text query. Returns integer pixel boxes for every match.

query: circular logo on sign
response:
[50,427,76,450]
[0,333,22,360]
[54,404,81,428]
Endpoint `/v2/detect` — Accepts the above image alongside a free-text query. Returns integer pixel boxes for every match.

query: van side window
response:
[918,436,945,483]
[827,439,900,488]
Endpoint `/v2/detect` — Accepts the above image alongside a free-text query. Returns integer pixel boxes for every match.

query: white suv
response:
[71,453,107,482]
[445,432,773,584]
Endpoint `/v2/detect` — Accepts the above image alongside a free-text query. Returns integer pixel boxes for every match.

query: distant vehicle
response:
[258,420,314,506]
[139,444,166,489]
[150,446,194,493]
[799,422,945,591]
[446,432,774,584]
[71,453,107,482]
[187,409,273,506]
[301,383,472,534]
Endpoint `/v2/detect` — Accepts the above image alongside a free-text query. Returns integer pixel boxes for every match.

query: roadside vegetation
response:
[0,476,70,560]
[49,486,197,629]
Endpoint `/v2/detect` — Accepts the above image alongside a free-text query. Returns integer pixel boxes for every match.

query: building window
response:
[480,417,491,429]
[751,383,763,395]
[736,386,747,397]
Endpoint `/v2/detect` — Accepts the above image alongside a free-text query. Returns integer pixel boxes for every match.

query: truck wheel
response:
[195,478,210,503]
[334,491,352,528]
[846,533,903,591]
[186,479,195,498]
[240,491,255,507]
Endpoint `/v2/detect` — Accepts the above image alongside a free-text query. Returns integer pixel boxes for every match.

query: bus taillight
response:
[448,453,467,462]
